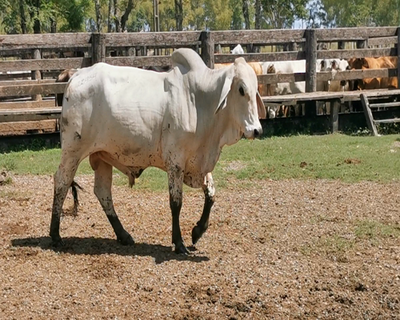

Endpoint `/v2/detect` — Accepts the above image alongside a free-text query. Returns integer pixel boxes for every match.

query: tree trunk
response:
[108,0,113,32]
[120,0,134,32]
[242,0,250,29]
[33,0,41,34]
[175,0,183,31]
[94,0,102,32]
[50,17,57,33]
[19,0,27,34]
[255,0,261,29]
[114,0,120,32]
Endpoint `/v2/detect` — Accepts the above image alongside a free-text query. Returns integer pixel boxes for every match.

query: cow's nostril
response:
[254,129,260,137]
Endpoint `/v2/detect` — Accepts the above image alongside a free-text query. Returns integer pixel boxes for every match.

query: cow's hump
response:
[171,48,207,74]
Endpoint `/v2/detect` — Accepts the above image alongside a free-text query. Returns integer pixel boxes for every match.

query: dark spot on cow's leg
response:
[170,199,189,255]
[50,212,64,247]
[192,191,215,245]
[168,166,188,254]
[106,214,134,245]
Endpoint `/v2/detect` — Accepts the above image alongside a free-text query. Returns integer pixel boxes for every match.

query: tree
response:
[94,0,103,31]
[107,0,135,32]
[320,0,399,27]
[56,0,92,32]
[261,0,308,29]
[242,0,251,29]
[370,0,399,26]
[307,0,326,28]
[255,0,261,29]
[175,0,183,30]
[185,0,206,30]
[230,0,243,29]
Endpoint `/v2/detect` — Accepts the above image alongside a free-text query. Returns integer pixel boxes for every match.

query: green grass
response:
[214,133,400,183]
[355,220,400,241]
[1,134,400,190]
[300,219,400,259]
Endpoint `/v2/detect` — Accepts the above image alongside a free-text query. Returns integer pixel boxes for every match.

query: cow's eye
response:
[239,86,245,96]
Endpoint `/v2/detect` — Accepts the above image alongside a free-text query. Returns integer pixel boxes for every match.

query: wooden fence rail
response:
[0,27,399,136]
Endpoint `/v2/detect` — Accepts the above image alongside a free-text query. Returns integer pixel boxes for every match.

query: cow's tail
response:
[71,180,84,216]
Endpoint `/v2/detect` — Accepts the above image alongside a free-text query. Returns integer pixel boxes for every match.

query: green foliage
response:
[57,0,92,32]
[321,0,400,27]
[261,0,308,29]
[203,0,233,30]
[2,0,397,34]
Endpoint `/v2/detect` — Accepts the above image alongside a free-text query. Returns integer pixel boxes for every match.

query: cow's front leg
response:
[91,155,134,245]
[192,173,215,245]
[168,166,188,254]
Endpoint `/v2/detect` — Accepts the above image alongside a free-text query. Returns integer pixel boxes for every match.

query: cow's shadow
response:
[11,236,209,264]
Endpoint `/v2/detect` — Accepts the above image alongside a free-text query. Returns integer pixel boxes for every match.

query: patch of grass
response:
[300,220,400,260]
[355,220,400,242]
[2,158,16,171]
[214,133,400,184]
[300,235,355,262]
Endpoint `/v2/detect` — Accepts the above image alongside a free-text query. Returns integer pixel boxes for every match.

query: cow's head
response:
[348,58,369,70]
[216,57,265,139]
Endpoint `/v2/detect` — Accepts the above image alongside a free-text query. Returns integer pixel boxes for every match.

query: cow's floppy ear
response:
[256,92,267,119]
[215,75,233,114]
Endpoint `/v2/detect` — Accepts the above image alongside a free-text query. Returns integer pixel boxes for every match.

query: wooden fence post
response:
[305,29,317,117]
[200,30,214,68]
[305,29,317,93]
[330,100,340,133]
[32,49,42,101]
[91,33,106,65]
[397,27,400,91]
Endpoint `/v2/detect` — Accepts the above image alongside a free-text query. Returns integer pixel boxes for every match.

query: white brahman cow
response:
[50,48,266,254]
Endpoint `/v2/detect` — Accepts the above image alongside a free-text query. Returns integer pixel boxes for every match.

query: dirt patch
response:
[0,175,399,319]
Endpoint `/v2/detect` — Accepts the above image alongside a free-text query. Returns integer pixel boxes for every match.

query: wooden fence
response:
[0,27,399,136]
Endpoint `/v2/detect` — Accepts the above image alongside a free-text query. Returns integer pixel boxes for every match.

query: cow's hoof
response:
[191,225,204,245]
[174,242,190,255]
[117,233,135,245]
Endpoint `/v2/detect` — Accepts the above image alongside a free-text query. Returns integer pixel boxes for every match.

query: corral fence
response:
[0,27,400,138]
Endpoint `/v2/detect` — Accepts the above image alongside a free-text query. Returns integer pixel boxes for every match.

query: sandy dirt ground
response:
[0,174,399,319]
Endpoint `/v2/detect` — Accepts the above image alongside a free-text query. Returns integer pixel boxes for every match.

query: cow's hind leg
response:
[92,156,134,245]
[168,165,189,254]
[192,173,215,245]
[50,157,80,246]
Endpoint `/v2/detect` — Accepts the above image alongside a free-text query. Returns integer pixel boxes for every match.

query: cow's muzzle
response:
[253,128,262,138]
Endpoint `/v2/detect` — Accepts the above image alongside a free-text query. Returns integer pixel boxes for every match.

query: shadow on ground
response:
[11,236,209,264]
